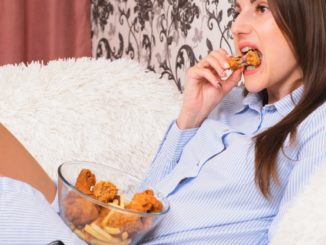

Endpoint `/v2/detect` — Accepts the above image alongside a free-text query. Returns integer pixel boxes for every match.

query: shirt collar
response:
[234,85,303,116]
[271,85,303,117]
[235,91,263,114]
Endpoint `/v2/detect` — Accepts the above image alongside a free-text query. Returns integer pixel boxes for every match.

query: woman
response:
[0,0,325,244]
[141,0,325,243]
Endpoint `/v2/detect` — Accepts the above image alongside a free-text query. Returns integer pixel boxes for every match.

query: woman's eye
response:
[232,9,240,21]
[256,4,269,13]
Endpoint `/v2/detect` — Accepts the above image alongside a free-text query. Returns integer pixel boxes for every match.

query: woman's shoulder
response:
[297,101,326,140]
[300,101,326,128]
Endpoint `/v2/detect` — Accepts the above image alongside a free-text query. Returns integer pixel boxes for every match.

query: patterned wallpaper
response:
[91,0,234,92]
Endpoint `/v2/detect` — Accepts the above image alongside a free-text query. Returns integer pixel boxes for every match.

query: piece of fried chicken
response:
[93,180,118,202]
[64,192,100,227]
[227,49,261,71]
[75,169,96,195]
[125,189,163,213]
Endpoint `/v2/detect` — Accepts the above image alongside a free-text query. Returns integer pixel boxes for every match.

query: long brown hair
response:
[254,0,326,197]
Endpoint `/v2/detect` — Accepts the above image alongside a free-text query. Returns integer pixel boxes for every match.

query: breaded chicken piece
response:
[227,56,242,71]
[100,190,163,234]
[105,212,144,234]
[125,189,163,213]
[227,49,261,71]
[93,180,118,202]
[64,192,100,227]
[75,169,96,195]
[245,49,261,66]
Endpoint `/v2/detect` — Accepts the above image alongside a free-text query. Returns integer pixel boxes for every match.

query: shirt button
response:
[196,161,200,166]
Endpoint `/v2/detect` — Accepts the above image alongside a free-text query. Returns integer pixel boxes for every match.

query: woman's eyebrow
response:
[235,0,257,8]
[235,0,257,9]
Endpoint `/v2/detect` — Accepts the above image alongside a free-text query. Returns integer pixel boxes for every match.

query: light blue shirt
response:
[0,87,324,244]
[0,177,86,245]
[142,86,326,244]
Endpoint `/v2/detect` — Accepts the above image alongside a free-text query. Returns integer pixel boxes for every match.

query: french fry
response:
[84,224,111,242]
[124,239,132,245]
[119,194,125,208]
[112,199,119,205]
[101,210,114,226]
[74,229,87,240]
[121,231,129,240]
[91,223,115,240]
[103,226,121,235]
[91,238,131,245]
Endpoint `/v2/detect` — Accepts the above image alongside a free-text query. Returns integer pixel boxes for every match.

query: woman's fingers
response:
[205,55,227,77]
[193,49,242,91]
[189,62,242,93]
[199,49,230,78]
[188,65,222,89]
[220,68,243,92]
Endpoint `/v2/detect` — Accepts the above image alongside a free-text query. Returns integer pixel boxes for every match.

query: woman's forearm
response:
[0,124,56,203]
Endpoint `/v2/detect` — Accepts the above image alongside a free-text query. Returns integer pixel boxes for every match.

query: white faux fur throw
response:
[0,58,181,180]
[0,57,325,244]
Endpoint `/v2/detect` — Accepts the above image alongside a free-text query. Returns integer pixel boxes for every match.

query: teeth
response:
[241,47,252,53]
[245,65,256,70]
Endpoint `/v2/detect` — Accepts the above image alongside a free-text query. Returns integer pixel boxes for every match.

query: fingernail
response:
[223,62,230,69]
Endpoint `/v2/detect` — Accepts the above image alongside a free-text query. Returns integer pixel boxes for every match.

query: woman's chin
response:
[243,81,265,94]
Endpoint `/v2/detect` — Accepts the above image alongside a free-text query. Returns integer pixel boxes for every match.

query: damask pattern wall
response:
[91,0,234,92]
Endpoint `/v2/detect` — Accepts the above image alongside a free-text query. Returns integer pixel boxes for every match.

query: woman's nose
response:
[231,12,252,38]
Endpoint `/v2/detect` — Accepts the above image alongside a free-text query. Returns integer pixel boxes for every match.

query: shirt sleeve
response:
[268,120,326,241]
[141,120,198,188]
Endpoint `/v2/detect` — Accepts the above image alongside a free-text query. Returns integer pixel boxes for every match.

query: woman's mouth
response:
[227,47,262,72]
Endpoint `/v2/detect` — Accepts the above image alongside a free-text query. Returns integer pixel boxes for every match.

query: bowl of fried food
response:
[57,161,170,245]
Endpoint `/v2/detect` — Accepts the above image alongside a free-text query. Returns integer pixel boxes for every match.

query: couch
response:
[0,58,325,244]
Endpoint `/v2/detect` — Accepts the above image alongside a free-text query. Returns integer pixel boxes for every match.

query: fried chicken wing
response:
[227,56,243,71]
[125,189,163,213]
[64,192,100,227]
[105,212,144,234]
[227,49,261,71]
[75,169,96,195]
[245,49,261,66]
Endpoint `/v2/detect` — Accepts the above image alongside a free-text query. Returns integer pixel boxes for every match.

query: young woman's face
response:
[231,0,302,103]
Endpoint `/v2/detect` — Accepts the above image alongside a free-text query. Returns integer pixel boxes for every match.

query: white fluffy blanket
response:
[0,57,325,244]
[0,58,181,180]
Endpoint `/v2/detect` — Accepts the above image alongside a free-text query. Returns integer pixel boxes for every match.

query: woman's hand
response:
[177,49,243,129]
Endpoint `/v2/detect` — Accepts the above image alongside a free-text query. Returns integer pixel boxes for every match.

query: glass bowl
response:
[58,161,169,245]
